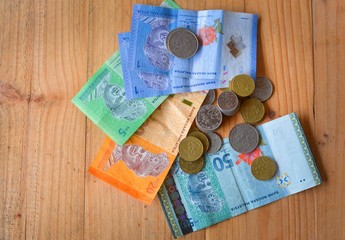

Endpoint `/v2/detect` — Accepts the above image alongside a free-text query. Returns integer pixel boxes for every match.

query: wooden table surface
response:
[1,0,344,239]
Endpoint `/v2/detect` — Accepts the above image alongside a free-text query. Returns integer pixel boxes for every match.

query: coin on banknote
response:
[202,89,216,105]
[240,98,265,124]
[196,105,223,132]
[230,74,255,97]
[206,132,222,153]
[179,136,204,161]
[229,123,259,153]
[188,131,209,153]
[179,156,204,174]
[251,156,277,181]
[217,91,240,116]
[167,28,199,59]
[250,77,273,101]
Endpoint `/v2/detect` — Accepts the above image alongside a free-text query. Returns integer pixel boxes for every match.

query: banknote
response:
[89,91,207,205]
[71,51,167,145]
[125,5,258,99]
[119,32,219,99]
[71,0,181,145]
[159,112,322,238]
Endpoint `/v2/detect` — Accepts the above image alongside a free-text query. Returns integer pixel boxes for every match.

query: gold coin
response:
[178,136,204,161]
[230,74,255,97]
[188,131,209,153]
[240,98,265,124]
[251,156,277,181]
[179,156,204,174]
[188,126,199,134]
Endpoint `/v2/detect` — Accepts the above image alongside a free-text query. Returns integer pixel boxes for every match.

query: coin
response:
[217,91,240,116]
[179,156,204,174]
[250,77,273,101]
[230,74,255,97]
[202,89,216,105]
[188,126,200,134]
[188,131,209,153]
[196,105,223,132]
[229,123,259,153]
[166,28,199,59]
[251,156,277,181]
[240,98,265,124]
[206,132,222,153]
[178,136,204,161]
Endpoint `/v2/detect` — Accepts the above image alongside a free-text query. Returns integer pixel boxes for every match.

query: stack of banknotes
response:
[72,0,321,237]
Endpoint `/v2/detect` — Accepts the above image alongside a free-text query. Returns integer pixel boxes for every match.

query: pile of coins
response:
[178,74,276,180]
[178,129,222,174]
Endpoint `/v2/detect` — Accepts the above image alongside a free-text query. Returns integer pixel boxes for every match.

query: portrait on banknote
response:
[104,144,169,177]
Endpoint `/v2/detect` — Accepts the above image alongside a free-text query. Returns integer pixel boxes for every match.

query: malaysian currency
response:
[250,76,274,101]
[217,91,240,116]
[72,52,167,145]
[121,4,258,99]
[89,91,206,205]
[159,112,322,238]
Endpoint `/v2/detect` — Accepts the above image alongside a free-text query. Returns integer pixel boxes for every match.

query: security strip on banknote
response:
[158,112,321,238]
[89,91,207,205]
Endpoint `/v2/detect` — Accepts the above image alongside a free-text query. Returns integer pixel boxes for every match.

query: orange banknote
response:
[89,92,206,205]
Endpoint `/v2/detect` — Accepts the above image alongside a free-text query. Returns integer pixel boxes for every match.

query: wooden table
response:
[1,0,344,239]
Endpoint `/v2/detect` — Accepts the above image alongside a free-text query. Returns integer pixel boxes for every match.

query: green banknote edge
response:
[289,112,322,185]
[163,0,181,8]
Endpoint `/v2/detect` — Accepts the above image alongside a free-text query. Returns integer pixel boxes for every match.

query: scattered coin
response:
[230,74,255,97]
[217,91,240,116]
[229,123,259,153]
[240,98,265,124]
[188,131,209,153]
[202,89,216,105]
[251,156,277,181]
[206,132,222,153]
[250,77,273,101]
[179,156,204,174]
[196,105,223,132]
[188,126,200,134]
[179,136,204,161]
[166,28,199,59]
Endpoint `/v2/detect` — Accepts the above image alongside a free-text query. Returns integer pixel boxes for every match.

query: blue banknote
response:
[125,5,258,99]
[158,112,322,238]
[119,32,219,99]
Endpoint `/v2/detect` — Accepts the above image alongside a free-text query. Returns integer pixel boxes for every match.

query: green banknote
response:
[72,52,167,145]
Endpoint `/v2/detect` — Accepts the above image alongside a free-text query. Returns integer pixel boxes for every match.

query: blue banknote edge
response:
[250,15,258,78]
[158,112,322,238]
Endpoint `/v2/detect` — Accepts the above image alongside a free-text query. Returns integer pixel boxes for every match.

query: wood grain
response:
[0,0,344,239]
[313,0,345,239]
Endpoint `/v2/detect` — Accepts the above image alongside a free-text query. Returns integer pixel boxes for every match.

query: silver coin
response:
[229,123,259,153]
[166,28,199,59]
[250,77,273,101]
[196,105,222,132]
[217,91,240,116]
[202,89,216,106]
[206,132,222,153]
